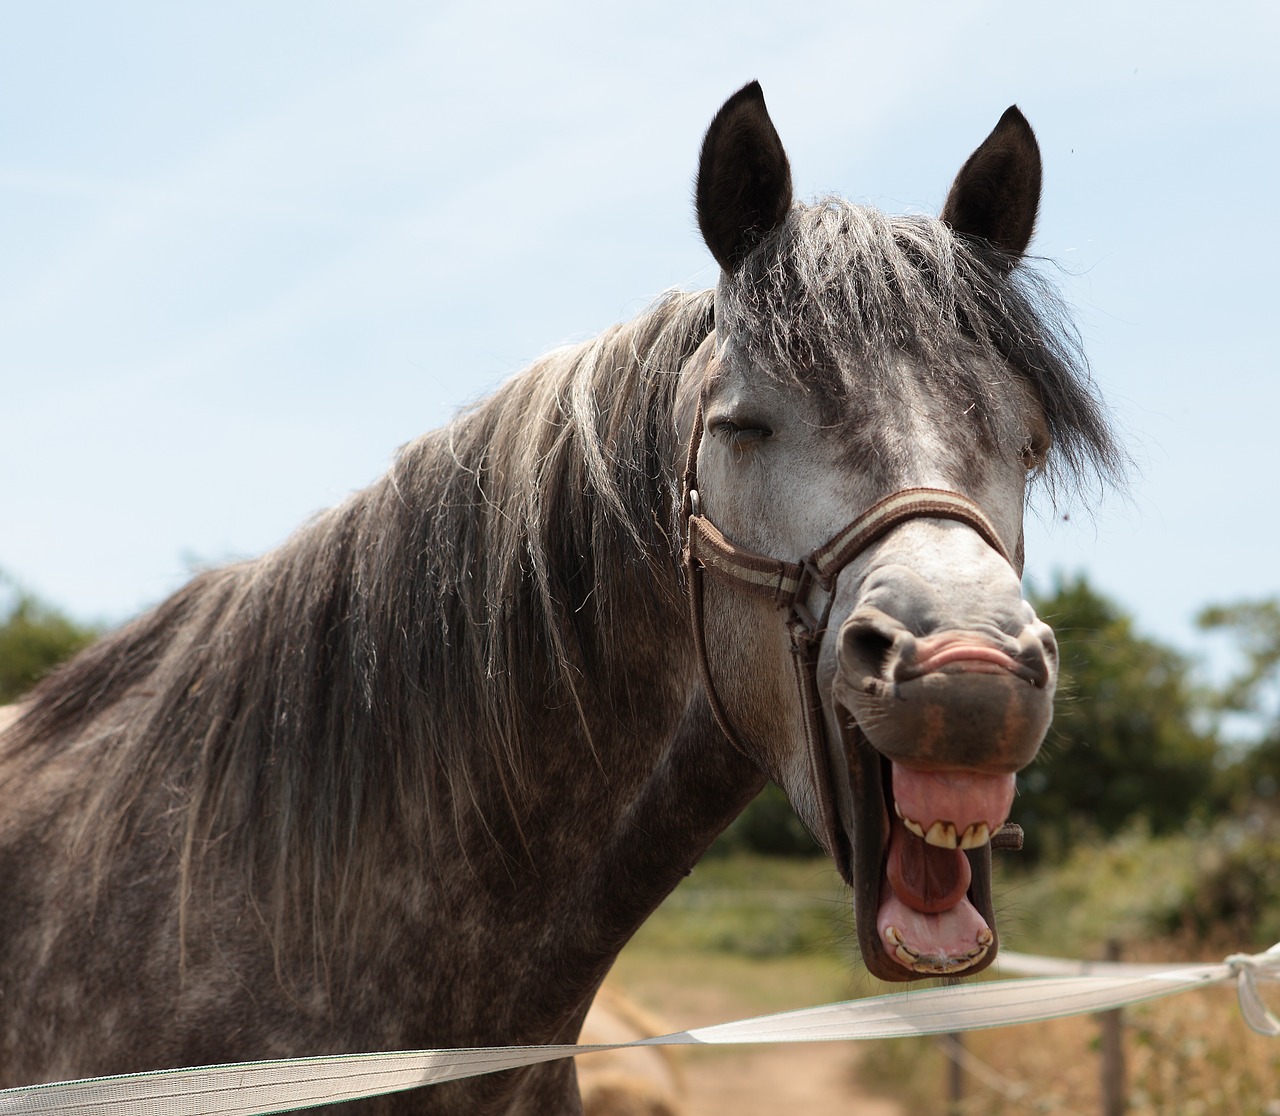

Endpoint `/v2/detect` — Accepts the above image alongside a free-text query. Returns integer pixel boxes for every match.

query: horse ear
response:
[696,82,794,272]
[941,106,1042,264]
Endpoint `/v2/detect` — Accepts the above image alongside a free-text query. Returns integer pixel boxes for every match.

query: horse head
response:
[682,83,1081,982]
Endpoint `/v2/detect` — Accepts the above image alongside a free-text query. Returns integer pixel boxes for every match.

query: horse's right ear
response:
[696,82,793,273]
[941,106,1042,265]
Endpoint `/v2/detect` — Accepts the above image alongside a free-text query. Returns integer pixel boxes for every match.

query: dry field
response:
[603,950,905,1116]
[602,857,1280,1116]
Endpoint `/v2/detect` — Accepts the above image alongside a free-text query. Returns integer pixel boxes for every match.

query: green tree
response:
[0,574,98,704]
[1014,574,1219,862]
[712,782,821,858]
[1198,598,1280,806]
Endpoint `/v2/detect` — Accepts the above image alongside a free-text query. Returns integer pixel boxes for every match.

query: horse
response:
[0,83,1117,1113]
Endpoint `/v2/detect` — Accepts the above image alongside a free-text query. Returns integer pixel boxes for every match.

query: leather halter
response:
[679,401,1015,770]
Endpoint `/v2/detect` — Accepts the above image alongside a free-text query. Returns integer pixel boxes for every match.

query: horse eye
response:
[711,419,773,446]
[1021,438,1048,472]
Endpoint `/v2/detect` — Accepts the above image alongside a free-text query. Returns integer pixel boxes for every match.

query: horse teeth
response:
[904,951,968,974]
[933,958,971,974]
[886,925,991,973]
[885,927,923,967]
[902,816,990,848]
[901,815,926,839]
[964,936,993,964]
[924,821,958,848]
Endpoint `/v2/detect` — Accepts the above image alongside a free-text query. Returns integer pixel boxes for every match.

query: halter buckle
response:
[681,488,702,548]
[789,555,830,638]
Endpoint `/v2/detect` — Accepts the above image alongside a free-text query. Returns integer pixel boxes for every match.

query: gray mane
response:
[722,199,1121,489]
[10,290,716,944]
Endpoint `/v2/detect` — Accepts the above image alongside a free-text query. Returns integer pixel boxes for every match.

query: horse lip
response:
[837,703,1000,982]
[896,644,1047,688]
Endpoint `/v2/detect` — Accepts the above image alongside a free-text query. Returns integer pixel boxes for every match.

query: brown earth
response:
[593,952,908,1116]
[677,1043,905,1116]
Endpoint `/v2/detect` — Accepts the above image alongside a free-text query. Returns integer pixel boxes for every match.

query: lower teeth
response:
[883,927,992,973]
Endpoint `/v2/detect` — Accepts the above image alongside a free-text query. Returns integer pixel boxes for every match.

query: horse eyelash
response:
[711,420,773,446]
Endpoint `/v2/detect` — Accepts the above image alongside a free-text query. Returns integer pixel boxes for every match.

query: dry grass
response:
[858,969,1279,1114]
[610,852,1280,1115]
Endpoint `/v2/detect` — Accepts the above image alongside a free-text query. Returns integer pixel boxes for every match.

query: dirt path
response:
[598,953,907,1116]
[680,1044,905,1116]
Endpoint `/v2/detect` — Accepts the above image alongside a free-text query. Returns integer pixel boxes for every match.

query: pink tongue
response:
[886,815,969,913]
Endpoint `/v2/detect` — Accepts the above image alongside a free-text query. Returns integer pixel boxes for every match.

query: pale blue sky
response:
[2,1,1277,681]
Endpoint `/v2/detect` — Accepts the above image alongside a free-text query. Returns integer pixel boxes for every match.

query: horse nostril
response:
[840,616,902,684]
[1016,622,1058,688]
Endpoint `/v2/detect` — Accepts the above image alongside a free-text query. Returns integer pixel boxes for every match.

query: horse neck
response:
[331,412,765,988]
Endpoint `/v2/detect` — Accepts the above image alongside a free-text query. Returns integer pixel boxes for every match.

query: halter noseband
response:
[679,401,1015,765]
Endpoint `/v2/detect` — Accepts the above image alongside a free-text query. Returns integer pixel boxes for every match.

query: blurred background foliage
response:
[0,571,99,704]
[1012,575,1222,862]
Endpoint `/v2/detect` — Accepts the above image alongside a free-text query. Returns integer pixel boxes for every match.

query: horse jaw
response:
[813,525,1056,982]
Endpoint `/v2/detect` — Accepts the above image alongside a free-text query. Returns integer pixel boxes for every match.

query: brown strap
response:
[787,617,841,855]
[686,487,1012,617]
[810,487,1013,581]
[679,398,706,527]
[686,516,804,603]
[684,546,754,757]
[991,822,1024,851]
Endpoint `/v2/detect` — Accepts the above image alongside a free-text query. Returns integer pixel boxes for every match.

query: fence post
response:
[946,1031,964,1115]
[941,973,965,1115]
[1098,938,1126,1116]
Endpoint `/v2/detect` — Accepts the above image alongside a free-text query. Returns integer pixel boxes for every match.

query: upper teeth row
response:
[895,802,991,849]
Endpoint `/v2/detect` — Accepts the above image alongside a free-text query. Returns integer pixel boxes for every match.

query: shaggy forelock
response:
[719,199,1122,490]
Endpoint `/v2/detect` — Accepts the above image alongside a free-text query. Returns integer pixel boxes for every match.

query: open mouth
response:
[841,713,1012,980]
[881,760,1016,972]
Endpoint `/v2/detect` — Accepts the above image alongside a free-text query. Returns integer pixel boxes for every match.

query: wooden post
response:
[941,973,965,1115]
[1098,938,1126,1116]
[946,1031,965,1115]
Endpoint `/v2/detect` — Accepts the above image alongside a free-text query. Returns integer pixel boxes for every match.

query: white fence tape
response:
[2,943,1277,1115]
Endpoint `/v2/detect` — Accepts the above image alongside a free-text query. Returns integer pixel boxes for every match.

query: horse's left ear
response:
[696,81,794,273]
[941,106,1042,264]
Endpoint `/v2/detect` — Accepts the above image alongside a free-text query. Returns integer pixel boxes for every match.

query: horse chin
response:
[834,662,1052,983]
